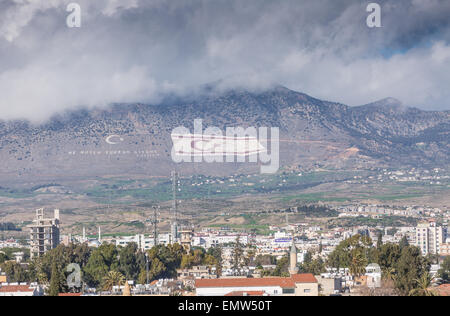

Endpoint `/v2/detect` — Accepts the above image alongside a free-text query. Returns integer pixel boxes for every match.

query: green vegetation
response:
[0,247,30,263]
[299,251,326,275]
[327,216,419,228]
[438,256,450,282]
[0,222,21,231]
[278,193,352,203]
[328,235,432,296]
[0,242,226,295]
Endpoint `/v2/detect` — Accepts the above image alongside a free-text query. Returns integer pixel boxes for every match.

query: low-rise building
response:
[195,274,318,296]
[435,284,450,297]
[439,243,450,256]
[177,265,216,280]
[316,275,342,296]
[0,273,7,283]
[0,283,43,296]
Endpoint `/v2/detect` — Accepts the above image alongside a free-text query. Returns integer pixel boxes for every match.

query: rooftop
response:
[225,291,267,296]
[195,274,317,289]
[0,285,35,293]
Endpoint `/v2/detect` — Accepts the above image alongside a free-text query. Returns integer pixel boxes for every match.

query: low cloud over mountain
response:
[1,0,450,122]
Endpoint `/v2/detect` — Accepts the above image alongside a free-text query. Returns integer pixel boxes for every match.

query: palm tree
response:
[382,267,396,282]
[349,250,367,286]
[409,272,438,296]
[102,271,125,292]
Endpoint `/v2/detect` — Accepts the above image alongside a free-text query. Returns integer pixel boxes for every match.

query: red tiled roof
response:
[436,284,450,296]
[196,277,295,289]
[58,293,82,296]
[290,274,318,283]
[0,285,34,293]
[150,280,159,286]
[195,274,317,289]
[225,291,266,296]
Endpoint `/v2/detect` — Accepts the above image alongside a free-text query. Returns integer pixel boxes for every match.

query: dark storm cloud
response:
[0,0,450,122]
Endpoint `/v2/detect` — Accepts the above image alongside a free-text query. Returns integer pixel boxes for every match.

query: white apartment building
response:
[115,233,173,251]
[415,222,447,255]
[116,234,155,251]
[192,234,249,249]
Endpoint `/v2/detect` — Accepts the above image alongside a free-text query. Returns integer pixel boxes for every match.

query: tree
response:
[300,257,326,275]
[0,261,28,283]
[26,243,92,293]
[246,249,256,267]
[438,256,450,282]
[399,236,409,249]
[272,256,290,277]
[231,236,245,275]
[409,272,437,296]
[143,244,185,281]
[376,232,383,249]
[349,249,368,282]
[48,262,62,296]
[102,271,125,291]
[327,234,374,270]
[303,251,313,265]
[83,243,119,288]
[150,257,167,280]
[299,251,326,275]
[394,246,429,295]
[67,243,91,268]
[382,266,397,283]
[0,252,7,264]
[207,246,223,277]
[203,254,217,267]
[377,243,401,272]
[181,248,205,269]
[27,259,48,285]
[118,243,142,281]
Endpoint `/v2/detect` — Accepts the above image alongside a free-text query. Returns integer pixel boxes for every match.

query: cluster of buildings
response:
[336,204,447,218]
[195,245,319,296]
[0,206,449,296]
[380,168,448,184]
[345,168,449,185]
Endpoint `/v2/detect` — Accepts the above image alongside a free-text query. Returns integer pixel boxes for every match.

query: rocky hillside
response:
[0,86,448,184]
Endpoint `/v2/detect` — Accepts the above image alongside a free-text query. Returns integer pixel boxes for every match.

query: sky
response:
[0,0,450,122]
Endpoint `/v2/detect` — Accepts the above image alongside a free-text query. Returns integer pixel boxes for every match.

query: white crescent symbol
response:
[105,135,124,145]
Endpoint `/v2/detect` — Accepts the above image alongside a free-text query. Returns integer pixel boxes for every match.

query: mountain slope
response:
[0,86,448,183]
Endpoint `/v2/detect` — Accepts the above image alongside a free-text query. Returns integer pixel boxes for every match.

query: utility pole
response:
[171,171,179,243]
[172,171,179,223]
[145,252,149,286]
[151,206,159,247]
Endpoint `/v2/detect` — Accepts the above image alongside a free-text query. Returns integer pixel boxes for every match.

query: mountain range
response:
[0,86,448,185]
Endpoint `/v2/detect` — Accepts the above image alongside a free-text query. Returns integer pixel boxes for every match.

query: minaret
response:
[98,226,102,243]
[288,241,299,275]
[82,226,86,242]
